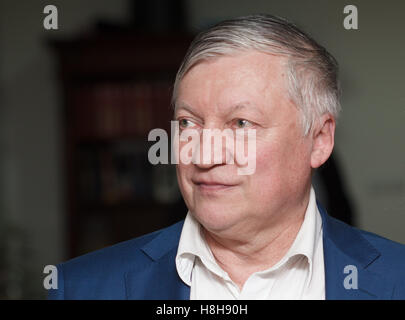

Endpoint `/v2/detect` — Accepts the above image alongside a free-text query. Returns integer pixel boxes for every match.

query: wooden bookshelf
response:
[51,32,192,258]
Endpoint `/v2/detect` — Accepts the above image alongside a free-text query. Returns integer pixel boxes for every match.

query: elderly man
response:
[49,14,405,300]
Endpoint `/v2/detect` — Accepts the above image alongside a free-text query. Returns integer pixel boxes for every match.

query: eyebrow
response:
[174,102,201,119]
[175,101,265,118]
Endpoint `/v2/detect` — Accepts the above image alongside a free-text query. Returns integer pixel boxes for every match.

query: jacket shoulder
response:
[49,220,184,299]
[321,210,405,299]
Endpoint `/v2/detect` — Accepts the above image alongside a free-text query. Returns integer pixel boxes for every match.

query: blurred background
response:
[0,0,404,299]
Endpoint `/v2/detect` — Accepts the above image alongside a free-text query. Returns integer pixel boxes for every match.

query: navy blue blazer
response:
[48,205,405,299]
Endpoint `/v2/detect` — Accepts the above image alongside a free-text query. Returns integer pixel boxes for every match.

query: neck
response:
[202,189,311,289]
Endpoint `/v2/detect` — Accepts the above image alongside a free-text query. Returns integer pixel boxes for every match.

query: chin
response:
[191,201,242,233]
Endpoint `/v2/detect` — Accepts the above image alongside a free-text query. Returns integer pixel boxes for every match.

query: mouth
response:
[192,179,238,193]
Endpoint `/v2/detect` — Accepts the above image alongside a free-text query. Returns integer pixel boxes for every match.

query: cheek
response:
[176,164,191,202]
[254,139,284,175]
[176,163,191,190]
[176,164,197,213]
[252,137,311,191]
[252,143,283,190]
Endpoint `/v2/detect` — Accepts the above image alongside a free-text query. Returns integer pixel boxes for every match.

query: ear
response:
[310,114,335,169]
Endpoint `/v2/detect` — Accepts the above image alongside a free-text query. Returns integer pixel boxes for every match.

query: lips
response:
[192,178,236,186]
[192,178,238,192]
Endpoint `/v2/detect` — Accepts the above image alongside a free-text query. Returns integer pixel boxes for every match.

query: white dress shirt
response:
[175,186,325,300]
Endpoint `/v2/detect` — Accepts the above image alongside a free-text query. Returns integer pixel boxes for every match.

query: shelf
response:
[52,31,192,258]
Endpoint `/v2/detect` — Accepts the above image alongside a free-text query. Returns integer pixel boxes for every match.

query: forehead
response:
[175,51,290,113]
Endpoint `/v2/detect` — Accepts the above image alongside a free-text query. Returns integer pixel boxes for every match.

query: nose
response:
[194,128,234,169]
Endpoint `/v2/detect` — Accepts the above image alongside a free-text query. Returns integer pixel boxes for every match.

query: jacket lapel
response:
[319,203,395,299]
[125,221,190,300]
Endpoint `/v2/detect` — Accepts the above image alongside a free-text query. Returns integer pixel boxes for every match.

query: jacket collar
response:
[125,221,190,299]
[318,203,394,299]
[126,206,395,300]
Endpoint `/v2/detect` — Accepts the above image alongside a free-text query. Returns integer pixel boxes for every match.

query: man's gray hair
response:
[172,14,341,135]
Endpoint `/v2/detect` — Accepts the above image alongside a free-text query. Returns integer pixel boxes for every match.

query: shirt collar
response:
[176,211,222,286]
[175,186,322,286]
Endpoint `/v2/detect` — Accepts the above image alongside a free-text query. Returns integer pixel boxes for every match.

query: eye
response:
[178,118,196,129]
[234,119,253,129]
